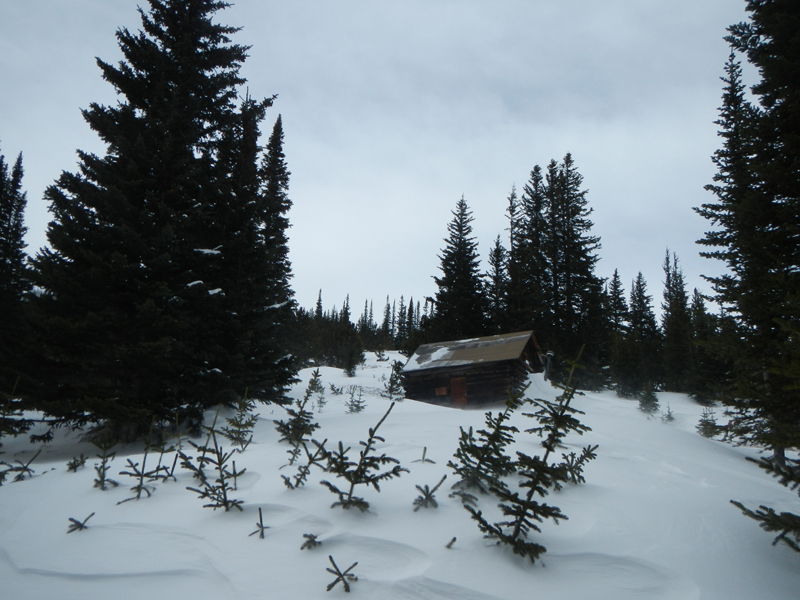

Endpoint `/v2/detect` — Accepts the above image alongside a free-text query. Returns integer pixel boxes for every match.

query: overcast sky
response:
[0,0,751,318]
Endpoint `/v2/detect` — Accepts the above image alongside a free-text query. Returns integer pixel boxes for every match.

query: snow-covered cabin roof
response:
[403,331,537,373]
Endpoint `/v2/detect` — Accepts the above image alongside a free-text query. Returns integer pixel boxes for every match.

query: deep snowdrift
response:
[1,353,798,599]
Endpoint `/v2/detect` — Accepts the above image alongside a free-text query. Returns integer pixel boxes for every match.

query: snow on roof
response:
[403,330,535,373]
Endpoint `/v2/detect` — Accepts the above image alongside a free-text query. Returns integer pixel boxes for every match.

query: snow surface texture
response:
[1,352,798,600]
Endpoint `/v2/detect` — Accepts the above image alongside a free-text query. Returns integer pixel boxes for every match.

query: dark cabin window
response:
[435,386,447,396]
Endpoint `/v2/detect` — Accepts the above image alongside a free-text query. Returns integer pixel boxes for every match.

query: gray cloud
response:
[1,0,748,315]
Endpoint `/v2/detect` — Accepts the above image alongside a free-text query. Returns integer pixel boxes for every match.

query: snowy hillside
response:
[1,353,798,600]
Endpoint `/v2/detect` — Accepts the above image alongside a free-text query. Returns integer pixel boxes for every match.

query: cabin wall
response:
[403,360,530,407]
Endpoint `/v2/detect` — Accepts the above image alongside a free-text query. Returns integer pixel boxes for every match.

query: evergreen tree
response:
[29,0,291,432]
[395,295,407,347]
[429,196,488,340]
[661,251,692,392]
[696,4,800,461]
[686,289,731,404]
[607,269,629,391]
[0,147,32,437]
[616,273,661,398]
[503,157,604,383]
[607,269,628,334]
[486,235,509,334]
[504,185,533,333]
[0,149,28,305]
[544,155,604,381]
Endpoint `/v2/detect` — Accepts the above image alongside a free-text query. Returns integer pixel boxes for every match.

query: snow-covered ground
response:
[1,352,798,599]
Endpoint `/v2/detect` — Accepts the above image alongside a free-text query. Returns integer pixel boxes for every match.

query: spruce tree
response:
[0,147,31,438]
[544,155,604,382]
[429,196,488,340]
[504,157,604,383]
[616,273,661,398]
[660,251,692,392]
[607,269,629,392]
[486,235,509,334]
[696,4,800,462]
[28,0,291,432]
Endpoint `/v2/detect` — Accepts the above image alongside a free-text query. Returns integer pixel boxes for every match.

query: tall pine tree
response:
[697,3,800,460]
[429,196,488,340]
[660,251,692,392]
[0,147,32,437]
[29,0,293,433]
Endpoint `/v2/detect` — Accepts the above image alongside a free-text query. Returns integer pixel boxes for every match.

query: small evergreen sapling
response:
[184,425,245,511]
[465,354,598,563]
[221,391,259,451]
[117,424,172,504]
[345,386,366,414]
[448,389,524,504]
[274,370,322,462]
[412,447,435,464]
[249,507,270,539]
[67,454,87,472]
[413,474,447,511]
[66,512,95,533]
[4,449,41,483]
[301,533,321,550]
[326,555,358,593]
[92,435,118,490]
[697,408,722,438]
[320,402,408,511]
[638,386,660,416]
[381,360,404,400]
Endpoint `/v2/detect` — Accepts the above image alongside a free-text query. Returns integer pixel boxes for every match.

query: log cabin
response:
[402,330,545,407]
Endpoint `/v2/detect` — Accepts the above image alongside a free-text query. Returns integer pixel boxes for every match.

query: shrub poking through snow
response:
[301,533,321,550]
[249,507,270,539]
[326,555,358,593]
[638,386,660,416]
[66,513,95,533]
[345,385,366,413]
[448,389,524,505]
[2,448,40,484]
[66,454,87,472]
[274,370,321,464]
[412,446,435,464]
[465,351,598,563]
[221,391,259,452]
[117,423,173,504]
[321,402,408,511]
[413,474,447,511]
[92,434,118,490]
[697,408,722,438]
[184,424,245,512]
